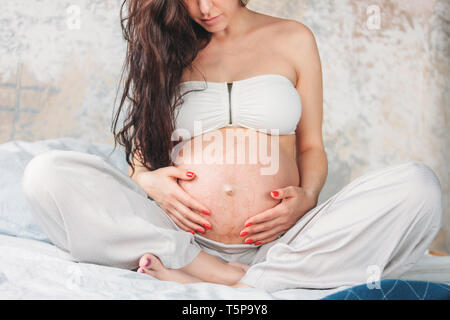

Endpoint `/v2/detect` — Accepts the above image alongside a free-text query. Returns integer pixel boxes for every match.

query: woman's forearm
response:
[129,153,157,201]
[296,147,328,204]
[129,164,150,182]
[129,149,151,182]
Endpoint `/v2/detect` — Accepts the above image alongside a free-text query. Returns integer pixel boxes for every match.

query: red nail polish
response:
[202,210,211,215]
[240,231,248,237]
[271,190,279,197]
[186,171,195,178]
[188,229,195,234]
[203,223,211,230]
[254,242,262,246]
[245,222,252,228]
[197,228,205,234]
[245,238,253,244]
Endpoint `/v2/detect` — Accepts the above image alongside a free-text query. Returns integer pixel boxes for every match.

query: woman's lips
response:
[201,15,221,25]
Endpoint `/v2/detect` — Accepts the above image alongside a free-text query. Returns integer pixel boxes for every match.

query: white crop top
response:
[173,74,302,139]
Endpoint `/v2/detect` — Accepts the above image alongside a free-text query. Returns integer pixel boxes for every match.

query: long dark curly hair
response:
[111,0,250,177]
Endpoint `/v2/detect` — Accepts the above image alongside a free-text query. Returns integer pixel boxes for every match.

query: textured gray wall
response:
[1,0,448,252]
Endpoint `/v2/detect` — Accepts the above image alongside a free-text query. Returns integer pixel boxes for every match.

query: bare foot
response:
[226,263,253,288]
[137,253,203,284]
[227,261,250,272]
[136,253,254,289]
[231,282,253,288]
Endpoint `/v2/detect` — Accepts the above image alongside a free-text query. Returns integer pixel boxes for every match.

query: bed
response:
[1,137,449,299]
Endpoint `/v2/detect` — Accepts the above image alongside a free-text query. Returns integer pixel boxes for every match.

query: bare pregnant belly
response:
[174,127,299,244]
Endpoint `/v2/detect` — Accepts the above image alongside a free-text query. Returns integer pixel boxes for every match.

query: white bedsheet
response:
[0,234,449,300]
[0,234,347,299]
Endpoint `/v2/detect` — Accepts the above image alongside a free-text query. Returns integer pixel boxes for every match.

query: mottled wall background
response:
[0,0,448,252]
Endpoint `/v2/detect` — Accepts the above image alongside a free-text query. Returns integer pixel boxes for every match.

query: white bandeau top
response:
[173,74,302,139]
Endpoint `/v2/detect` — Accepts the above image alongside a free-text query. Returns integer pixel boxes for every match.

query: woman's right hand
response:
[135,166,212,234]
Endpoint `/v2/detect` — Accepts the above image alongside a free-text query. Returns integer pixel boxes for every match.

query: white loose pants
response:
[22,150,443,292]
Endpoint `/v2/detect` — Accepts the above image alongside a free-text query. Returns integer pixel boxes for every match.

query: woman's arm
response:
[296,147,328,205]
[129,149,150,181]
[290,22,327,204]
[129,149,157,200]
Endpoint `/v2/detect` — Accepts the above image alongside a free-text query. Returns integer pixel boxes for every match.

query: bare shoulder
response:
[274,19,317,52]
[269,19,320,83]
[252,12,314,40]
[254,15,318,59]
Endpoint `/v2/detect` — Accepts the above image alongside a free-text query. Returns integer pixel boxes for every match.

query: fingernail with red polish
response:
[188,229,195,234]
[245,222,252,228]
[245,238,253,244]
[254,242,262,246]
[186,171,195,178]
[203,223,211,230]
[240,231,248,237]
[202,210,211,215]
[197,228,205,234]
[271,190,279,197]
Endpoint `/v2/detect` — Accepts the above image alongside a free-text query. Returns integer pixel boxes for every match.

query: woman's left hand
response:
[239,186,318,246]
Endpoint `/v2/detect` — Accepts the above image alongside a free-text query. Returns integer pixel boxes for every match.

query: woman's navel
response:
[223,184,234,196]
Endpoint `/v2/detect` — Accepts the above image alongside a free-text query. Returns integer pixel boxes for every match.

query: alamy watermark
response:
[66,5,81,30]
[366,5,381,30]
[170,121,281,176]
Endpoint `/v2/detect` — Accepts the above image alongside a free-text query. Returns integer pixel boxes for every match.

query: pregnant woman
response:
[22,0,443,292]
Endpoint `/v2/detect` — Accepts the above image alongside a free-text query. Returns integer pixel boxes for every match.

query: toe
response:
[137,267,156,278]
[139,253,153,268]
[139,253,164,272]
[137,267,146,274]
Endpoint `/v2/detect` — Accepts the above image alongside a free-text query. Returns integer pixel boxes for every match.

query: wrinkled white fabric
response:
[1,233,449,299]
